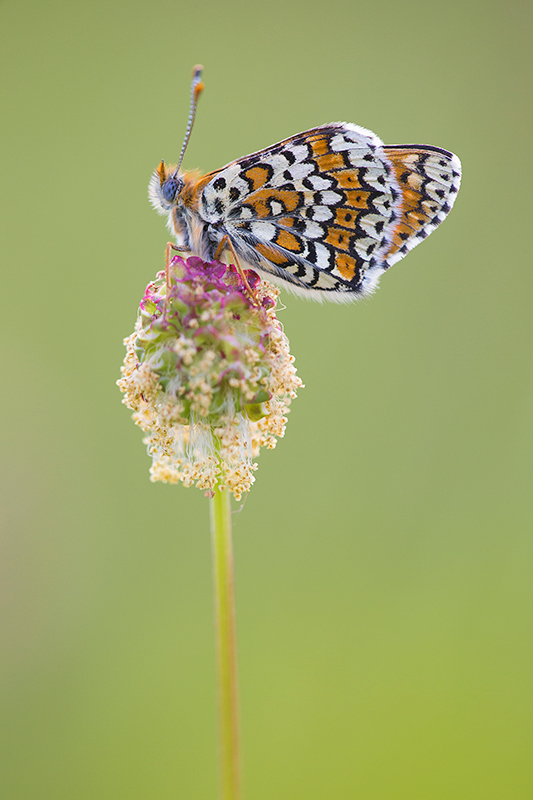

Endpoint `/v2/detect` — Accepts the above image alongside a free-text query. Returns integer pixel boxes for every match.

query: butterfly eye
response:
[162,178,180,203]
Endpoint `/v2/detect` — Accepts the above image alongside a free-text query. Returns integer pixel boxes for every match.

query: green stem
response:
[210,487,241,800]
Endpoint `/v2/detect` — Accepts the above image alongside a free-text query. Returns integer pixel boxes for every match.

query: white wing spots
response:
[318,190,344,206]
[307,206,334,222]
[313,270,338,290]
[354,237,380,259]
[372,193,396,215]
[228,176,253,201]
[236,206,253,220]
[217,163,241,182]
[270,201,284,216]
[423,163,455,185]
[282,161,315,182]
[283,262,303,275]
[359,168,389,190]
[346,151,384,171]
[358,213,389,238]
[288,144,311,162]
[305,174,334,190]
[263,153,292,173]
[202,186,229,220]
[314,242,334,270]
[330,133,364,152]
[250,221,277,240]
[347,152,369,168]
[425,180,450,203]
[202,164,253,219]
[201,194,227,221]
[301,220,324,238]
[421,154,462,201]
[421,199,441,216]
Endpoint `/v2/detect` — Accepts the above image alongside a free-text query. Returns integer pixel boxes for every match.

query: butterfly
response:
[149,66,461,301]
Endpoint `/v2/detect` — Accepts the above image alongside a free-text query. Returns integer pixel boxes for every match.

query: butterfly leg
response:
[163,242,192,315]
[166,242,190,289]
[214,235,258,304]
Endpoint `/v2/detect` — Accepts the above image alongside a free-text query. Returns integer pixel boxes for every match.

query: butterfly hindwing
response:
[381,145,461,268]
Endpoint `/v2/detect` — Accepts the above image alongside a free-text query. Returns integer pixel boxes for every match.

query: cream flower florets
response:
[117,256,303,500]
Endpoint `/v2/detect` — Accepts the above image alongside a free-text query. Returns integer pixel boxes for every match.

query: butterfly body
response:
[150,119,461,301]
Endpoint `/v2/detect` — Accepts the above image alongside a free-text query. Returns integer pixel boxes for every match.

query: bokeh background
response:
[1,1,532,798]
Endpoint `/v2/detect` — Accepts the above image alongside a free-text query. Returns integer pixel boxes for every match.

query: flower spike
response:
[118,257,303,499]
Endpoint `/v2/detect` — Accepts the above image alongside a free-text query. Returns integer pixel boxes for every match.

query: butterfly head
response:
[149,160,184,214]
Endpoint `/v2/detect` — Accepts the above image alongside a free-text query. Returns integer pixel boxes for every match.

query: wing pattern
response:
[198,123,461,299]
[382,145,461,269]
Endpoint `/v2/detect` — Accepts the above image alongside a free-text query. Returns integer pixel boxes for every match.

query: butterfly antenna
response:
[176,64,204,173]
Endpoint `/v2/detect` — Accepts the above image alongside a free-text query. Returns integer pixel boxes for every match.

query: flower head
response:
[118,256,303,499]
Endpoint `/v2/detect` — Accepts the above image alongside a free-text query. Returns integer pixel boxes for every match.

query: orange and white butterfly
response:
[150,66,461,302]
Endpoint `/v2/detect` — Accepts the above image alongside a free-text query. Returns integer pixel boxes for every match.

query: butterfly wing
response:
[198,124,460,299]
[381,145,461,268]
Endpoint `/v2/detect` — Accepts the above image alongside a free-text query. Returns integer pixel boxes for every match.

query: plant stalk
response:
[210,487,241,800]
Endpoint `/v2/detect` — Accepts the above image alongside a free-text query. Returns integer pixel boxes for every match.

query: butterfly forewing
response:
[200,123,409,297]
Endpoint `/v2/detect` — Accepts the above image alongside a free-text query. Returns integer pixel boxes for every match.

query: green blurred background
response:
[1,0,532,797]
